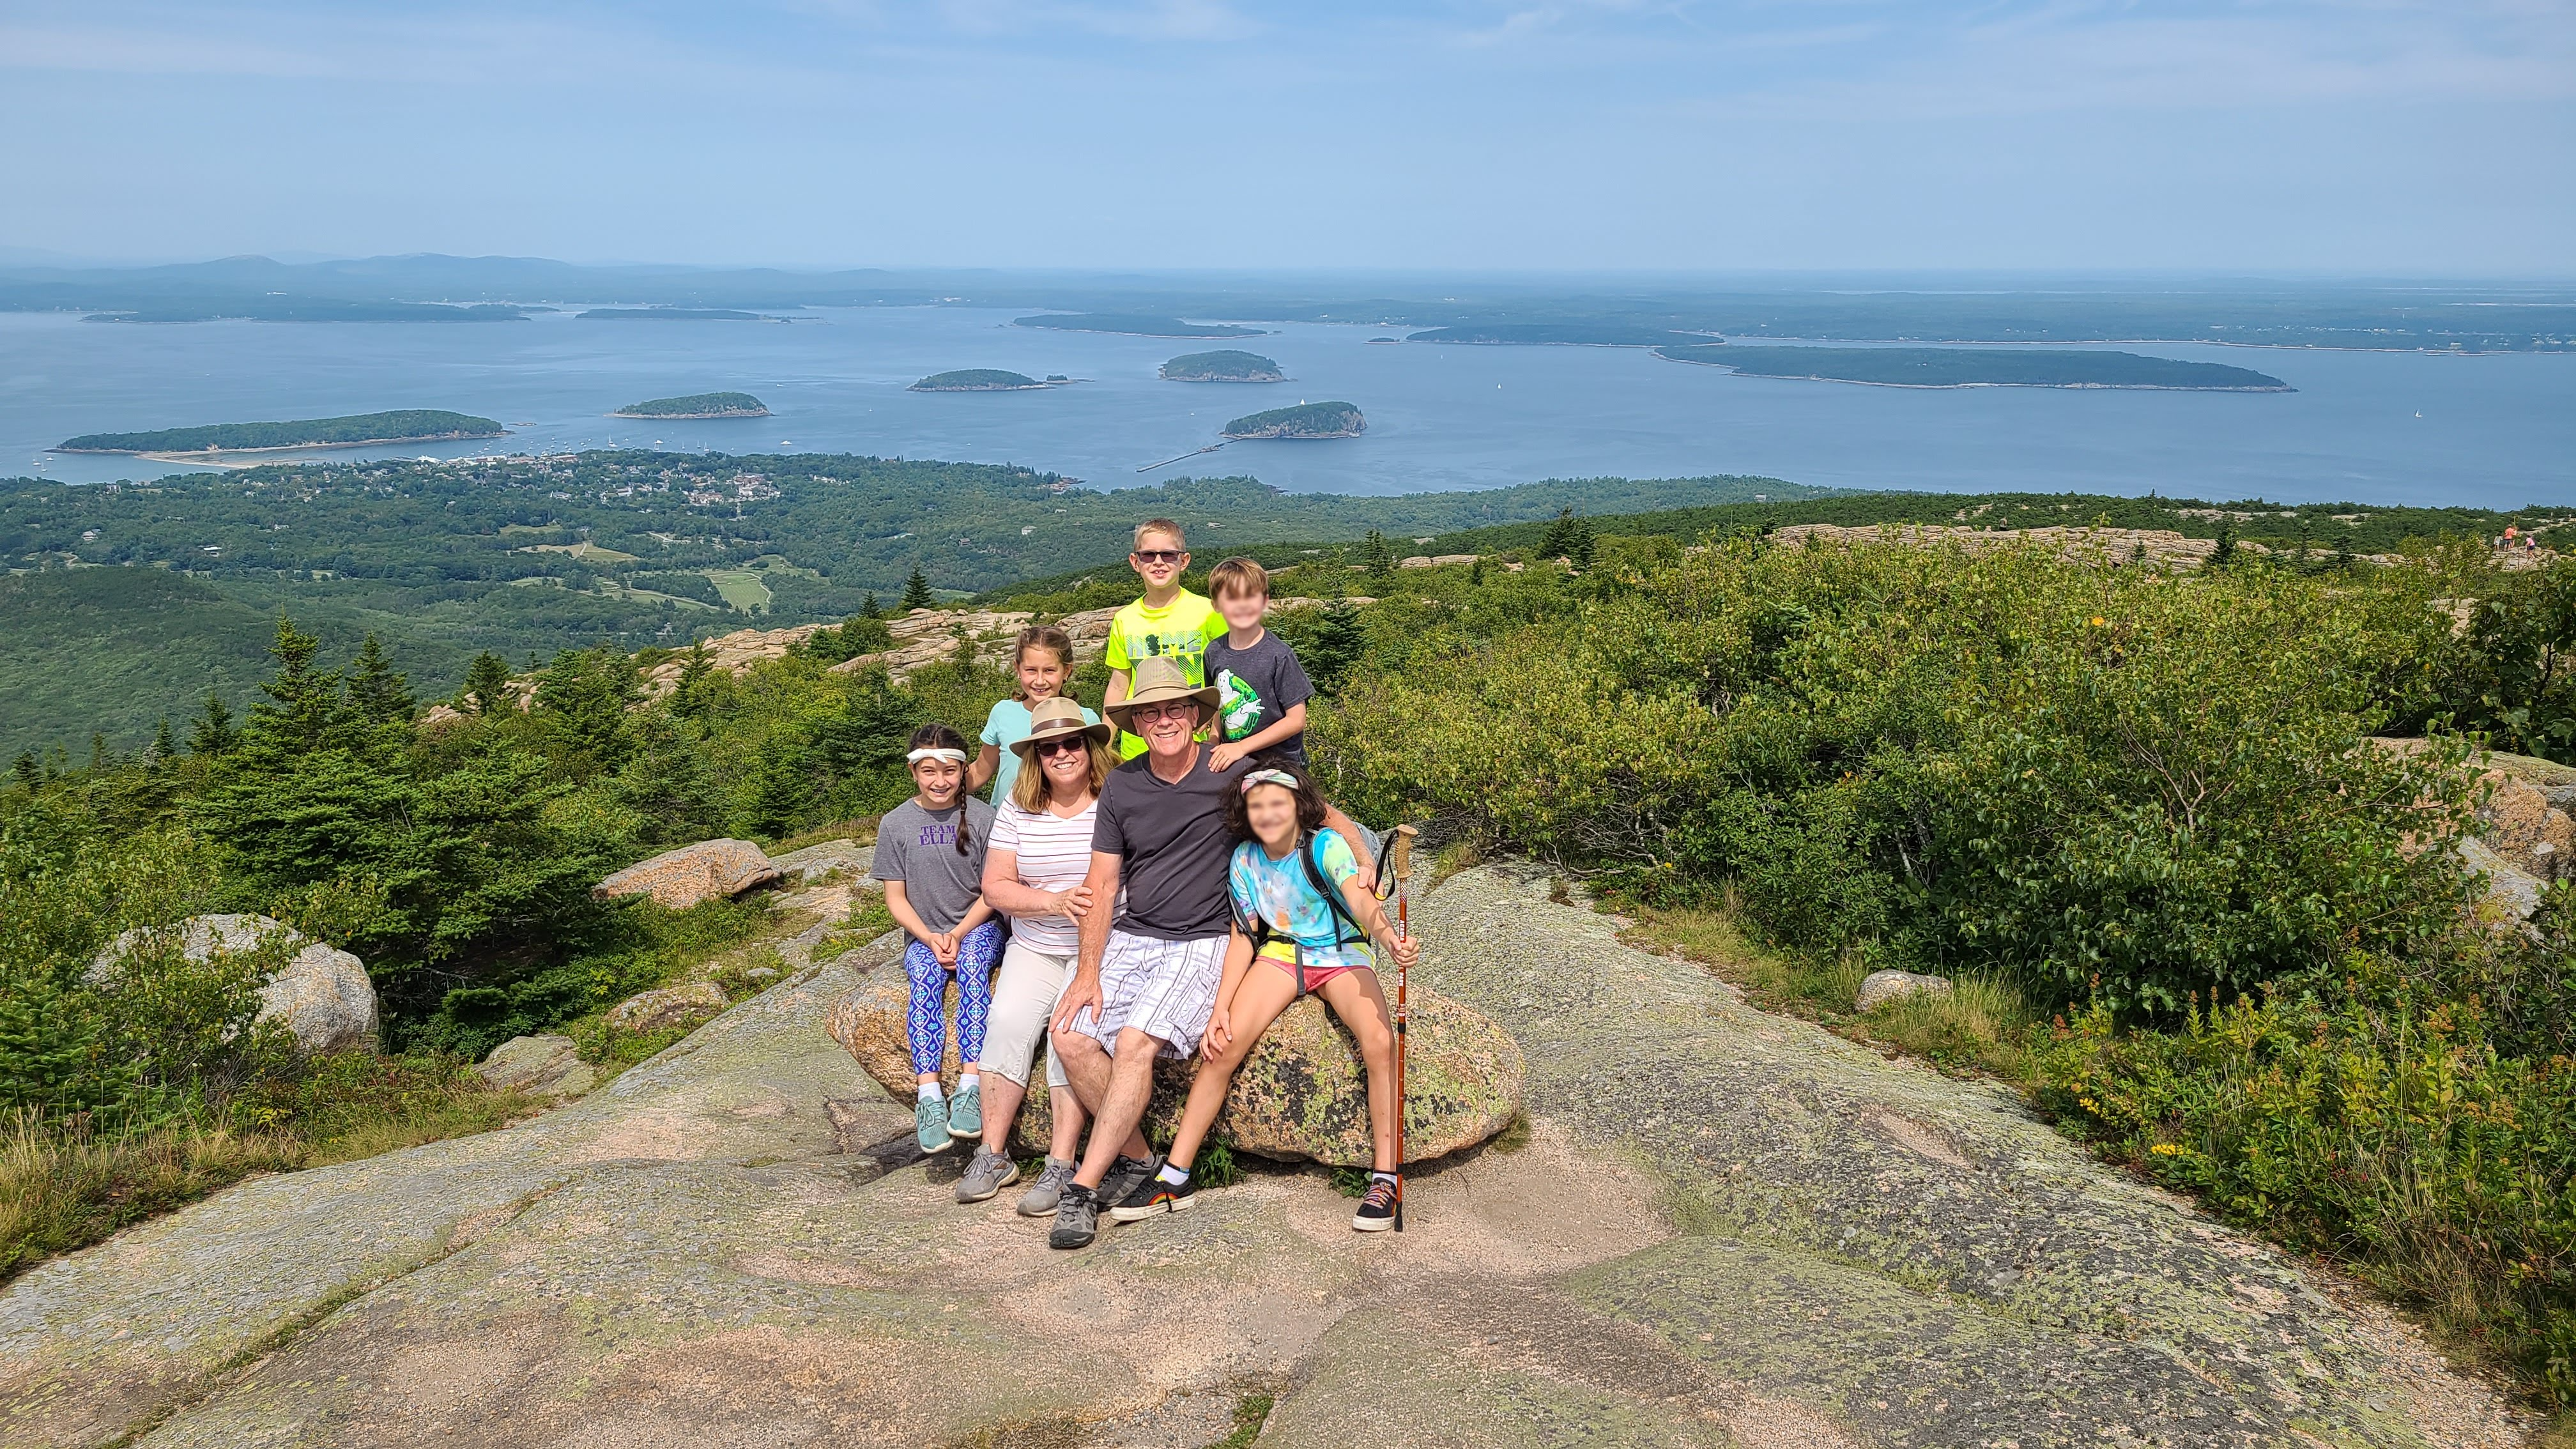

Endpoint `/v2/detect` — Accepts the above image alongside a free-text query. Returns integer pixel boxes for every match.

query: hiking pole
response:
[1386,824,1418,1232]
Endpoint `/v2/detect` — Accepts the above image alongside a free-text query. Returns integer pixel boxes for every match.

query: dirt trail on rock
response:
[0,866,2530,1448]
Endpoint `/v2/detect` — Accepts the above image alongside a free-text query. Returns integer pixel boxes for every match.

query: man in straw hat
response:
[1046,656,1374,1250]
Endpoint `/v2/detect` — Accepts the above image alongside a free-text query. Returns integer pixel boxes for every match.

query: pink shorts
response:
[1259,949,1367,993]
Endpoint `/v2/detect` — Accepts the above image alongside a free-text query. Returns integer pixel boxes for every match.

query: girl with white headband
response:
[871,721,1003,1156]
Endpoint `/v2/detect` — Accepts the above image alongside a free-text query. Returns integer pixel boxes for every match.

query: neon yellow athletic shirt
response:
[1105,590,1226,758]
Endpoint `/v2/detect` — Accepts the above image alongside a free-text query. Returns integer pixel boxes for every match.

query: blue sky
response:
[3,1,2569,273]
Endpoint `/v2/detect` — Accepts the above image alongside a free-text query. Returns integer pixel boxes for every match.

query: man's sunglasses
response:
[1034,736,1088,757]
[1131,549,1186,565]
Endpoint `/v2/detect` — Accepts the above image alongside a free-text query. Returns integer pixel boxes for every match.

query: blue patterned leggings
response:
[905,921,1004,1075]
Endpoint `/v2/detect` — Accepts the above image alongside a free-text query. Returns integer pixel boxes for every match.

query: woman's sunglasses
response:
[1034,737,1089,757]
[1131,549,1186,565]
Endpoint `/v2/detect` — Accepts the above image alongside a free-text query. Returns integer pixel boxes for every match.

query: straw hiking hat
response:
[1008,694,1114,759]
[1105,656,1219,737]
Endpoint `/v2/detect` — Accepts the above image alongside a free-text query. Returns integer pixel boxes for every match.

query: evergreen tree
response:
[1566,515,1598,572]
[1303,601,1368,694]
[187,693,239,756]
[151,717,176,763]
[2211,523,2237,569]
[89,733,109,774]
[462,652,513,716]
[347,634,417,726]
[2334,532,2356,571]
[534,645,640,771]
[861,592,881,620]
[1537,507,1577,562]
[670,643,718,719]
[1363,530,1393,582]
[2293,521,2313,572]
[901,566,934,611]
[12,751,36,790]
[242,618,361,759]
[1469,556,1487,588]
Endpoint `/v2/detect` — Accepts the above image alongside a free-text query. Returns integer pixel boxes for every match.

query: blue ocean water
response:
[0,304,2566,507]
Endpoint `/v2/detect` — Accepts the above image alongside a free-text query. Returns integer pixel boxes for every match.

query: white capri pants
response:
[981,937,1074,1090]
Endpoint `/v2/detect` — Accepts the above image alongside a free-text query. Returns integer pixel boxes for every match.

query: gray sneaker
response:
[954,1145,1020,1204]
[1099,1153,1157,1207]
[1049,1182,1100,1250]
[1016,1157,1078,1217]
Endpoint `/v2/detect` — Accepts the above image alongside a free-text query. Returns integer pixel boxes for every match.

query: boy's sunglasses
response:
[1131,549,1186,565]
[1034,737,1088,757]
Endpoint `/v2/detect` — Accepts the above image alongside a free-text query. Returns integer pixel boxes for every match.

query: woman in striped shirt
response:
[954,695,1117,1213]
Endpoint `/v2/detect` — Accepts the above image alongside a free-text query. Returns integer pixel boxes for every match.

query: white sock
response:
[958,1072,980,1094]
[1370,1170,1399,1186]
[917,1082,943,1102]
[1156,1160,1192,1186]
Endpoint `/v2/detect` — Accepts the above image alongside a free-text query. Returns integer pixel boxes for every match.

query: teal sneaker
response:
[946,1081,983,1140]
[916,1094,954,1154]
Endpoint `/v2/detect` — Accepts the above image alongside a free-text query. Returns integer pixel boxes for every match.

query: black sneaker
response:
[1098,1153,1156,1206]
[1108,1170,1197,1223]
[1049,1182,1100,1250]
[1353,1176,1400,1232]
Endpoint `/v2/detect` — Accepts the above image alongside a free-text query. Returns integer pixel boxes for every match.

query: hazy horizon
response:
[3,1,2568,276]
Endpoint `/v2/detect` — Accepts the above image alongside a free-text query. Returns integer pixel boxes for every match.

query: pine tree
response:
[243,617,359,758]
[1469,556,1487,588]
[534,644,641,770]
[901,566,934,611]
[347,634,416,726]
[670,643,718,719]
[2334,532,2356,571]
[462,652,513,716]
[1363,530,1392,582]
[2211,523,2237,569]
[11,751,36,789]
[1303,601,1368,694]
[861,592,881,620]
[89,733,109,774]
[151,717,177,763]
[187,693,238,756]
[1537,507,1576,562]
[1567,516,1598,572]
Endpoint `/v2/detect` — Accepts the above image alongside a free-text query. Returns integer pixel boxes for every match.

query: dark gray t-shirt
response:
[1206,630,1315,766]
[1093,747,1256,941]
[872,797,996,934]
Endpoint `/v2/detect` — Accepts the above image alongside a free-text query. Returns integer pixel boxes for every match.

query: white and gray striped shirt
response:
[989,799,1099,953]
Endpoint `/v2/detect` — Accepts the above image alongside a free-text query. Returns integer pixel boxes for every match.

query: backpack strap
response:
[1300,831,1370,950]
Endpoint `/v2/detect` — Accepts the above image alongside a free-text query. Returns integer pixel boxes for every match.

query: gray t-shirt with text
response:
[871,797,997,934]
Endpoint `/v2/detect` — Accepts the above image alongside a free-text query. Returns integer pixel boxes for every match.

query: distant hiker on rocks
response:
[873,723,1001,1156]
[1117,756,1415,1232]
[1100,518,1225,760]
[969,624,1098,806]
[955,696,1114,1213]
[1045,656,1374,1249]
[1203,556,1314,770]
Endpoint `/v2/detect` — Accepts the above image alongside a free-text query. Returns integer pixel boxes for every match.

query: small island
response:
[54,409,507,456]
[1407,323,1703,347]
[1220,401,1367,440]
[910,369,1052,392]
[1160,349,1286,383]
[612,392,770,418]
[1653,344,2294,392]
[577,309,765,321]
[1014,313,1265,339]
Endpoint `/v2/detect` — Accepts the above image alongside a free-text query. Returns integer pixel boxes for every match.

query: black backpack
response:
[1236,831,1368,997]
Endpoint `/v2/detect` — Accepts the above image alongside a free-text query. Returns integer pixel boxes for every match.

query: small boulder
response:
[606,981,729,1034]
[1856,970,1952,1013]
[595,839,781,909]
[2460,838,2546,931]
[826,971,1524,1168]
[474,1034,595,1098]
[91,914,378,1054]
[767,838,875,884]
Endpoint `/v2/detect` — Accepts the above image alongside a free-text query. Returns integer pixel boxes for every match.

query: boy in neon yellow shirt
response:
[1101,518,1226,758]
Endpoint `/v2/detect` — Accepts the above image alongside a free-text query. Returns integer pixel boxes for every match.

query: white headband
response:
[907,747,968,764]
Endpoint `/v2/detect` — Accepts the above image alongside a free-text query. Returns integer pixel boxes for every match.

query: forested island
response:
[1221,401,1367,439]
[1013,313,1264,338]
[1407,323,1707,347]
[909,370,1048,392]
[1653,344,2295,391]
[54,410,507,454]
[82,302,530,324]
[577,309,767,321]
[1160,349,1285,382]
[611,392,769,418]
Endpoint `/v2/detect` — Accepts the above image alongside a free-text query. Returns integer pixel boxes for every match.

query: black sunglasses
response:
[1131,549,1186,565]
[1034,736,1088,756]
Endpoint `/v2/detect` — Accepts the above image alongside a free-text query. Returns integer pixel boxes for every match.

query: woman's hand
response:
[1202,1003,1234,1060]
[1051,884,1094,920]
[931,930,961,965]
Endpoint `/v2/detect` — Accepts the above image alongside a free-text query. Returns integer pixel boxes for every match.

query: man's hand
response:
[1208,741,1246,771]
[1052,969,1103,1035]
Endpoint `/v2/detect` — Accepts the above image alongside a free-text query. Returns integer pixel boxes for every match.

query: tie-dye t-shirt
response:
[1226,829,1367,970]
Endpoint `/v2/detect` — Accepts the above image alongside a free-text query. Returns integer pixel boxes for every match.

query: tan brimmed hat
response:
[1008,694,1113,758]
[1105,655,1218,735]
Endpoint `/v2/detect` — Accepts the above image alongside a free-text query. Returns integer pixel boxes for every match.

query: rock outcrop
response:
[594,839,781,908]
[90,914,378,1054]
[2,870,2518,1449]
[1773,521,2220,569]
[2371,737,2576,928]
[766,838,873,883]
[471,1034,594,1098]
[606,981,730,1034]
[1854,968,1951,1013]
[831,965,1519,1167]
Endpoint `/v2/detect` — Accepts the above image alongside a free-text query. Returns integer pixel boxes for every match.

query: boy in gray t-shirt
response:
[1204,557,1317,769]
[872,797,998,931]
